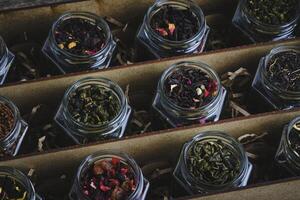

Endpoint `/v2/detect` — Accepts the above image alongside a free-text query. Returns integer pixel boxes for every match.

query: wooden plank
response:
[0,0,88,12]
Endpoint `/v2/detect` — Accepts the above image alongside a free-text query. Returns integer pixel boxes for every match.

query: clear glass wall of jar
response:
[252,46,300,110]
[275,116,300,175]
[232,0,300,42]
[0,96,28,157]
[152,61,226,127]
[54,77,131,144]
[0,36,14,85]
[43,12,116,74]
[136,0,209,60]
[69,151,149,200]
[0,166,42,200]
[173,131,252,194]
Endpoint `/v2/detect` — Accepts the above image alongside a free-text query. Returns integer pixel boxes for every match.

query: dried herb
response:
[221,68,252,118]
[150,5,200,41]
[245,0,298,25]
[289,122,300,155]
[0,175,28,200]
[265,50,300,91]
[68,85,121,126]
[55,18,106,56]
[187,139,241,185]
[0,103,14,140]
[164,66,218,109]
[6,43,58,83]
[81,157,136,199]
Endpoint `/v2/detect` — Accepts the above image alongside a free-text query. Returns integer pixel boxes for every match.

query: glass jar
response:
[69,151,149,200]
[43,12,116,74]
[152,61,226,127]
[136,0,209,59]
[232,0,300,42]
[0,96,28,157]
[0,166,42,200]
[0,36,14,85]
[275,116,300,175]
[252,46,300,110]
[173,131,252,194]
[54,77,131,144]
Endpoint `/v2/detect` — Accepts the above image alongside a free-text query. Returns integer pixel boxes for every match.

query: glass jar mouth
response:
[262,46,300,96]
[0,166,35,200]
[0,96,20,143]
[286,116,300,160]
[51,11,112,59]
[145,0,205,44]
[63,77,126,129]
[183,131,248,188]
[76,151,142,200]
[241,0,300,28]
[159,61,221,112]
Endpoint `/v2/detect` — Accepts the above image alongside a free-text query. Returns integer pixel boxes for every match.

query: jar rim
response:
[182,131,248,188]
[0,36,9,74]
[241,0,300,28]
[50,11,112,59]
[286,116,300,160]
[75,151,143,200]
[145,0,206,45]
[0,96,20,143]
[62,77,127,129]
[261,46,300,97]
[0,166,36,200]
[158,61,222,112]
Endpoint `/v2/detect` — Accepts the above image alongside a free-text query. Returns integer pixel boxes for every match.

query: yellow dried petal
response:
[58,43,64,49]
[68,42,77,49]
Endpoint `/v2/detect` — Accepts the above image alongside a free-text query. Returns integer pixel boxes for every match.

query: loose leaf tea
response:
[265,50,300,91]
[0,103,14,140]
[81,157,136,199]
[68,85,121,126]
[289,122,300,156]
[0,175,28,200]
[150,5,200,41]
[164,66,218,109]
[55,18,106,56]
[245,0,298,25]
[187,139,241,185]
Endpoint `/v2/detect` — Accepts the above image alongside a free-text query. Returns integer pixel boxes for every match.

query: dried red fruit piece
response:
[80,157,136,200]
[156,28,168,36]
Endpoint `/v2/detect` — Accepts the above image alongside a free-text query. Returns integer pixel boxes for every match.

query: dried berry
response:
[150,5,200,41]
[80,157,136,200]
[55,18,106,56]
[164,66,218,109]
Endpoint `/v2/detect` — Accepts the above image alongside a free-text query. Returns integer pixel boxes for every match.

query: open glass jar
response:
[173,131,252,194]
[69,151,149,200]
[0,96,28,157]
[232,0,300,42]
[152,61,226,127]
[0,36,14,85]
[0,166,42,200]
[54,77,131,144]
[136,0,209,60]
[275,116,300,175]
[252,46,300,110]
[43,12,116,74]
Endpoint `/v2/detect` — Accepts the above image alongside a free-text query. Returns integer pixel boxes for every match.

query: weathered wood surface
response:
[0,0,87,12]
